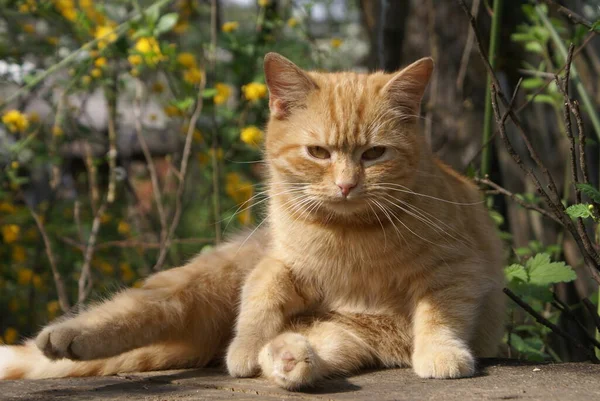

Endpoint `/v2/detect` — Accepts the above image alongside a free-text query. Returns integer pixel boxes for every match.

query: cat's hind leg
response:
[36,249,247,362]
[258,313,412,390]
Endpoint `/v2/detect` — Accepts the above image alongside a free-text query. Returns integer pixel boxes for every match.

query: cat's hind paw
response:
[258,332,322,390]
[36,323,103,361]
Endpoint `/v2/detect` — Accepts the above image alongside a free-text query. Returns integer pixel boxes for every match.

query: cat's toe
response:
[35,324,99,361]
[259,332,321,390]
[412,344,475,379]
[226,337,261,378]
[36,325,81,360]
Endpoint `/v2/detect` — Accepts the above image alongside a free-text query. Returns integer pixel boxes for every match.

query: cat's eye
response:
[361,146,386,161]
[307,146,331,160]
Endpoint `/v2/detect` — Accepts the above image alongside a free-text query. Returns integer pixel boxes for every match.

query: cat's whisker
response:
[367,200,387,250]
[370,198,406,246]
[373,183,484,206]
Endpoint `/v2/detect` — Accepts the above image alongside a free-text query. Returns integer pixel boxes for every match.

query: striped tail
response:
[0,341,210,380]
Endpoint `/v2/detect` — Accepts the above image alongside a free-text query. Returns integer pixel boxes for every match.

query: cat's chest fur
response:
[273,220,414,314]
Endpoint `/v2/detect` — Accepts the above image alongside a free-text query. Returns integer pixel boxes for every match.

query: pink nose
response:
[337,182,356,197]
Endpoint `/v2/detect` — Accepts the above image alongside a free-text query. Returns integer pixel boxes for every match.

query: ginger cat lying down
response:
[0,53,505,390]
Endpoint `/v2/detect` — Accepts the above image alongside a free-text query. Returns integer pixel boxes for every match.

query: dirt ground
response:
[1,359,599,401]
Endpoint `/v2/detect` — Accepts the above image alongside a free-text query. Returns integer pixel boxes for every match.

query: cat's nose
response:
[336,182,357,197]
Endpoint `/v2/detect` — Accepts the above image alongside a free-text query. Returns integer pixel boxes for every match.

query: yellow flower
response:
[214,83,231,105]
[287,18,298,28]
[130,68,140,77]
[242,82,267,101]
[28,111,40,123]
[47,300,60,319]
[52,125,64,137]
[2,224,20,243]
[12,246,26,263]
[221,21,239,33]
[94,57,107,67]
[330,38,343,49]
[117,221,131,235]
[100,213,112,224]
[47,36,60,46]
[164,105,183,117]
[133,279,144,288]
[177,52,197,68]
[258,0,270,6]
[134,37,165,66]
[23,24,35,33]
[0,201,16,214]
[11,161,19,170]
[151,82,165,93]
[17,268,33,285]
[193,129,203,143]
[128,54,143,66]
[81,75,92,85]
[183,67,204,85]
[97,261,114,275]
[95,25,118,49]
[240,126,264,147]
[120,263,135,282]
[19,4,31,13]
[2,110,29,133]
[3,328,18,345]
[33,274,43,289]
[91,68,102,78]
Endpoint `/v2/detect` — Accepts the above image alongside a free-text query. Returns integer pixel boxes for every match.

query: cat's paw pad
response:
[259,333,321,390]
[226,337,261,378]
[35,324,95,361]
[412,345,475,379]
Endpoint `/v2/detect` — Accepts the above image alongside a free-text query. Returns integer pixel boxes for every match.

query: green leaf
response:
[505,264,528,283]
[515,247,532,257]
[525,41,544,54]
[202,88,218,98]
[526,253,576,286]
[527,94,556,105]
[155,13,178,35]
[173,97,194,110]
[146,6,160,25]
[511,33,533,42]
[576,183,600,203]
[521,77,545,89]
[489,210,504,226]
[590,19,600,32]
[566,203,592,219]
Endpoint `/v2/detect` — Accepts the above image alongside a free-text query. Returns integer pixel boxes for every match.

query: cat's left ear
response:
[381,57,434,116]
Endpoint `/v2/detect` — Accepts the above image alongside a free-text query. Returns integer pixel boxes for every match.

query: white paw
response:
[0,346,18,380]
[258,332,321,390]
[412,344,475,379]
[226,337,261,378]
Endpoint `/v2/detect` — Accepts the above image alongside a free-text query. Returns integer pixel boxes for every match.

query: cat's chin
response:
[322,198,367,216]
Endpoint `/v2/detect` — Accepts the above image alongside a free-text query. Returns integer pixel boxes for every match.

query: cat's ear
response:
[381,57,434,117]
[264,52,318,119]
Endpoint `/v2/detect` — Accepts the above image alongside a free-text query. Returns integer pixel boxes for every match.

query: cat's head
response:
[263,53,433,221]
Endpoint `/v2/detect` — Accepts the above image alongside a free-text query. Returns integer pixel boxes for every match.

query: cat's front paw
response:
[226,337,262,378]
[412,344,475,379]
[36,323,99,361]
[258,332,321,390]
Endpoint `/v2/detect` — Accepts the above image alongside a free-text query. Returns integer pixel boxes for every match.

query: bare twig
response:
[153,81,206,270]
[78,202,107,305]
[504,288,597,359]
[583,298,600,332]
[210,0,222,245]
[27,207,70,313]
[516,33,596,113]
[133,80,168,245]
[538,0,596,30]
[105,70,118,204]
[475,177,562,225]
[458,0,600,284]
[456,0,480,93]
[553,294,600,350]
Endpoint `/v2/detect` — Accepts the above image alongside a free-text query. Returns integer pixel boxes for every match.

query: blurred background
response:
[0,0,599,364]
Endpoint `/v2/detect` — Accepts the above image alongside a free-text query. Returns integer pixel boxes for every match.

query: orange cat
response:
[0,53,505,390]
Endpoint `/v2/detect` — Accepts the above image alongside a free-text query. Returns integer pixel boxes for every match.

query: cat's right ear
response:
[264,53,318,119]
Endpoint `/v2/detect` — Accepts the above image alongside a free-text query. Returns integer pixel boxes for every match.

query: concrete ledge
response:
[2,360,599,400]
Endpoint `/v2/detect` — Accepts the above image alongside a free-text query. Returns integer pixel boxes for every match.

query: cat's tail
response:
[0,341,207,380]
